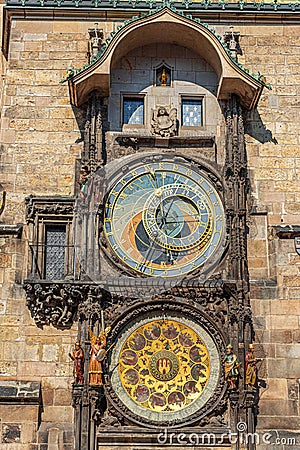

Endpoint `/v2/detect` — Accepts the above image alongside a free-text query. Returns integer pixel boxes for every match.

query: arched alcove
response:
[109,43,221,134]
[69,8,264,109]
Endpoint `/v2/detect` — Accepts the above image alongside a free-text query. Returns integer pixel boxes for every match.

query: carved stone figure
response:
[222,344,240,389]
[69,342,84,385]
[151,106,177,138]
[89,326,111,386]
[78,166,91,197]
[245,343,262,389]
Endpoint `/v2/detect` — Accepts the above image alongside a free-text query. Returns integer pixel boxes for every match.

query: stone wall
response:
[241,24,300,439]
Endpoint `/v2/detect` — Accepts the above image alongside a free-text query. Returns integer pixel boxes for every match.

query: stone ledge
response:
[272,225,300,239]
[0,224,23,237]
[250,279,277,300]
[0,380,41,404]
[115,134,215,149]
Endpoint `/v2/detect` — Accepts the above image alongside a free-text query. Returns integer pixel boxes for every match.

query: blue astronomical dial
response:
[104,160,225,277]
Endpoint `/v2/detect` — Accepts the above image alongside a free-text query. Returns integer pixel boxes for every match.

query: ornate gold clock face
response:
[104,158,225,277]
[110,313,221,425]
[119,319,210,413]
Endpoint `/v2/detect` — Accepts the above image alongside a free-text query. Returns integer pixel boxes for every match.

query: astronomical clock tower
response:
[2,1,274,448]
[59,8,267,448]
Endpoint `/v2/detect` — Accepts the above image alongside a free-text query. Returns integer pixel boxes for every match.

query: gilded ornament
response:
[118,319,210,413]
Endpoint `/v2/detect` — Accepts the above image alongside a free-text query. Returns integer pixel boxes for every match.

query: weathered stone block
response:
[2,424,21,443]
[266,315,299,330]
[0,405,39,422]
[6,70,35,85]
[35,70,63,86]
[260,378,287,400]
[42,406,73,423]
[270,330,293,344]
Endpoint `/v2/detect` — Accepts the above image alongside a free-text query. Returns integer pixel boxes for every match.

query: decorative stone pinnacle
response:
[88,23,104,60]
[224,26,240,60]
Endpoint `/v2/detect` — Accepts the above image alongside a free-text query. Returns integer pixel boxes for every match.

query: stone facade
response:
[0,2,299,449]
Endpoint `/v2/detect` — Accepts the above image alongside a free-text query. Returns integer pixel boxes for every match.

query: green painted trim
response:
[61,5,271,90]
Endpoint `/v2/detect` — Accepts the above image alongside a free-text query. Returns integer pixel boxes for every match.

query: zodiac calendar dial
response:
[104,158,225,277]
[119,319,210,413]
[109,313,222,425]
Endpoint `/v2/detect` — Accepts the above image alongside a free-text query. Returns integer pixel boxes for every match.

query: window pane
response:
[123,98,144,125]
[182,99,202,126]
[45,225,66,280]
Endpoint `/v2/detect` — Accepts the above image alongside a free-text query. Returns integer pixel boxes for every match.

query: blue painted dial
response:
[104,161,225,277]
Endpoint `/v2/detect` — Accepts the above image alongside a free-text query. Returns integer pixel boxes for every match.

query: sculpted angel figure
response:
[88,326,111,386]
[151,106,177,138]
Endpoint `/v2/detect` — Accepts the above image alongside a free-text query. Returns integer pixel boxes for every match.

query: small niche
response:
[155,63,172,87]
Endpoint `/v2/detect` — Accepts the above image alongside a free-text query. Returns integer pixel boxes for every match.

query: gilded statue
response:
[151,106,177,138]
[245,343,262,389]
[88,326,111,386]
[69,342,84,385]
[222,344,240,390]
[159,68,169,86]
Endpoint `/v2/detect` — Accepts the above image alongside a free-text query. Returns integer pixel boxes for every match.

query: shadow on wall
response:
[244,108,278,144]
[72,104,87,144]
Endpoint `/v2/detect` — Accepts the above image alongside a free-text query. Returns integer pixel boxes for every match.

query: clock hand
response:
[150,170,169,230]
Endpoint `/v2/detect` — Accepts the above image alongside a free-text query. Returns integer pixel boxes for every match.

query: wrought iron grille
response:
[44,226,66,280]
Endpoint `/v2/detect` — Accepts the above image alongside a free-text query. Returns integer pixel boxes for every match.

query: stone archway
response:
[68,7,264,109]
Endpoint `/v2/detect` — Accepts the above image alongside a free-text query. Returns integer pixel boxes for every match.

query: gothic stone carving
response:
[25,196,74,222]
[151,106,177,138]
[82,93,108,173]
[102,282,233,334]
[24,282,89,329]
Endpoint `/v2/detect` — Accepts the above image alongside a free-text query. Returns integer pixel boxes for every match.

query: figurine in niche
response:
[151,106,177,138]
[156,65,171,86]
[245,343,262,389]
[78,165,91,197]
[88,326,111,386]
[222,344,240,390]
[69,341,84,385]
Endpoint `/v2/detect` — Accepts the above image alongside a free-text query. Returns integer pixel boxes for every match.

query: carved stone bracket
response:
[23,282,106,329]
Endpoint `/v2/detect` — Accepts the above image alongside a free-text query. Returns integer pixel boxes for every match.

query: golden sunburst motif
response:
[119,319,210,412]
